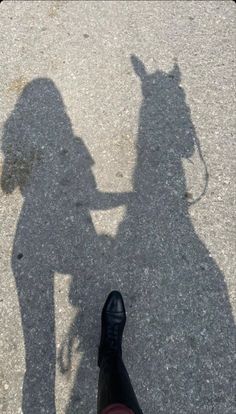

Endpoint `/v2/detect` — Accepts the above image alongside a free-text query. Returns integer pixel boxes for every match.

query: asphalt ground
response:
[0,1,235,413]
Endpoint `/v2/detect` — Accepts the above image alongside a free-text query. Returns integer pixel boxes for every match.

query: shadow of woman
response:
[1,79,131,414]
[64,57,235,414]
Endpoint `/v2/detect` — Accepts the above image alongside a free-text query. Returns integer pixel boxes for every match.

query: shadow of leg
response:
[14,262,56,414]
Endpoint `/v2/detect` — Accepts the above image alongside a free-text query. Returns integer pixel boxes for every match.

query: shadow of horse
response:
[65,57,235,414]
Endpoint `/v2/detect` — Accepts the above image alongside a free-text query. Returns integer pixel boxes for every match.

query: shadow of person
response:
[1,79,131,414]
[103,56,235,413]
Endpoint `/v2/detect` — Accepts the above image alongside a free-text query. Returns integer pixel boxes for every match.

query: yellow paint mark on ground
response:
[7,77,28,95]
[48,2,61,18]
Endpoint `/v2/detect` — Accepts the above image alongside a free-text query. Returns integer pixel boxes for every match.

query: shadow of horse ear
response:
[130,54,147,80]
[168,59,181,83]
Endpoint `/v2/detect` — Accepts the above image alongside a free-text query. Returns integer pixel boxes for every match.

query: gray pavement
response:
[0,1,235,413]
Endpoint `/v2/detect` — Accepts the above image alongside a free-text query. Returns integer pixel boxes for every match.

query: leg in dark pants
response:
[97,291,143,414]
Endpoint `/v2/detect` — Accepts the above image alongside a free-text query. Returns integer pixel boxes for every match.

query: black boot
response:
[97,291,143,414]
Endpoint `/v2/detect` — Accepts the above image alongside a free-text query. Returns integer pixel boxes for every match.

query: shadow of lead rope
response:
[187,130,209,206]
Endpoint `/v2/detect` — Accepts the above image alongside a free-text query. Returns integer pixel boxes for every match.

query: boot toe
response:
[103,291,125,314]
